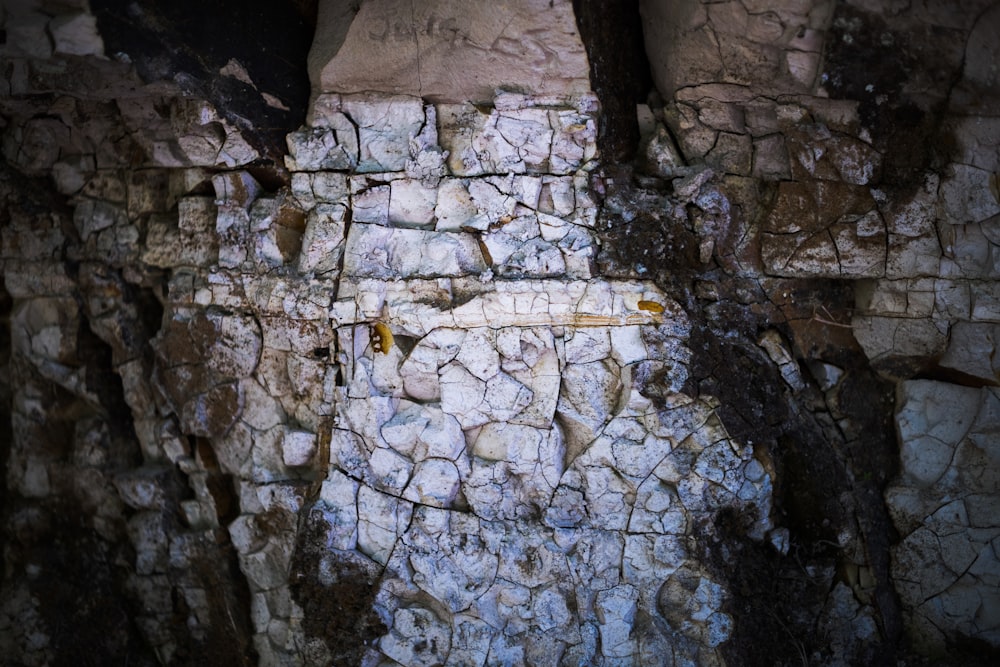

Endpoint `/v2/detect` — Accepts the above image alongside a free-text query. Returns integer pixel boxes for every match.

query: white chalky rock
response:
[290,171,348,209]
[139,85,797,664]
[939,322,1000,383]
[502,237,568,277]
[318,470,359,550]
[497,327,562,427]
[940,163,1000,224]
[74,199,126,241]
[542,176,577,217]
[466,423,564,520]
[533,585,575,636]
[446,615,493,666]
[400,507,499,614]
[240,379,286,431]
[349,176,390,224]
[357,485,413,565]
[438,96,597,177]
[454,328,500,380]
[439,362,489,428]
[435,179,480,231]
[380,606,451,667]
[896,380,980,487]
[596,585,639,658]
[468,179,518,228]
[297,204,346,275]
[284,124,356,171]
[281,429,317,467]
[399,328,465,401]
[758,330,805,391]
[380,402,465,462]
[250,427,289,483]
[852,316,949,363]
[311,0,590,102]
[630,477,689,534]
[885,382,1000,652]
[403,458,462,507]
[368,445,413,494]
[203,311,262,379]
[388,178,437,227]
[557,360,625,454]
[342,224,487,278]
[338,95,427,173]
[484,372,534,420]
[379,403,430,459]
[332,278,680,333]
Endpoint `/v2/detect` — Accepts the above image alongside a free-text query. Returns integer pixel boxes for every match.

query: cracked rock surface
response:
[1,0,999,665]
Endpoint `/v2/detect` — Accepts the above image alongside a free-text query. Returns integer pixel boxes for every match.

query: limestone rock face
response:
[267,90,768,663]
[310,0,592,102]
[886,381,1000,653]
[635,0,1000,661]
[1,1,999,666]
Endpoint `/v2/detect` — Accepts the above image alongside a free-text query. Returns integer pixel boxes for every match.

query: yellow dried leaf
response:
[637,300,665,314]
[371,322,393,354]
[478,239,493,266]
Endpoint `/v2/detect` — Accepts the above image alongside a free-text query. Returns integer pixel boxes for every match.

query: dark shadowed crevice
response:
[19,331,156,665]
[134,286,166,364]
[77,316,143,449]
[0,278,11,569]
[29,514,159,667]
[572,0,653,162]
[181,531,258,667]
[91,0,318,165]
[73,266,257,664]
[822,3,962,188]
[194,436,241,525]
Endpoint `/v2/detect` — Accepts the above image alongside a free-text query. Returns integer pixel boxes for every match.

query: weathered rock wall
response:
[0,0,998,665]
[638,0,1000,658]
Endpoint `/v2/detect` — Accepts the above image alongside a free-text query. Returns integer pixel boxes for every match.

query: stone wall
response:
[0,0,998,665]
[638,0,1000,656]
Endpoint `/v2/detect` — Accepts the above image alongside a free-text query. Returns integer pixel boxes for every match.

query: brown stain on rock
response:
[289,509,386,664]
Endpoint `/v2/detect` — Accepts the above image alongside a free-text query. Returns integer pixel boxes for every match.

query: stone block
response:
[940,163,1000,224]
[342,224,487,278]
[310,0,589,102]
[49,12,103,56]
[852,316,948,364]
[896,380,981,487]
[114,467,173,511]
[939,322,1000,383]
[388,178,437,227]
[281,429,317,467]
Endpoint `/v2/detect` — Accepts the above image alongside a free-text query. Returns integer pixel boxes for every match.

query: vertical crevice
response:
[0,277,12,567]
[572,0,654,162]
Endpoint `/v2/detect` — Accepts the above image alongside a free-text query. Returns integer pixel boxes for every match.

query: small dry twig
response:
[810,305,854,329]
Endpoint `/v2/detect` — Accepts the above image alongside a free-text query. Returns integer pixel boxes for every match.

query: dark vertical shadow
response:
[91,0,319,165]
[572,0,654,162]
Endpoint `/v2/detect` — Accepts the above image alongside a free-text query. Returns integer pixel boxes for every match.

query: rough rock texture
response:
[310,0,592,103]
[90,0,317,163]
[636,0,1000,662]
[1,0,999,665]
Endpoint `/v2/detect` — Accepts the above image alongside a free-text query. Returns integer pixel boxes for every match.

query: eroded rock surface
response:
[634,0,1000,661]
[310,0,591,103]
[1,0,999,665]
